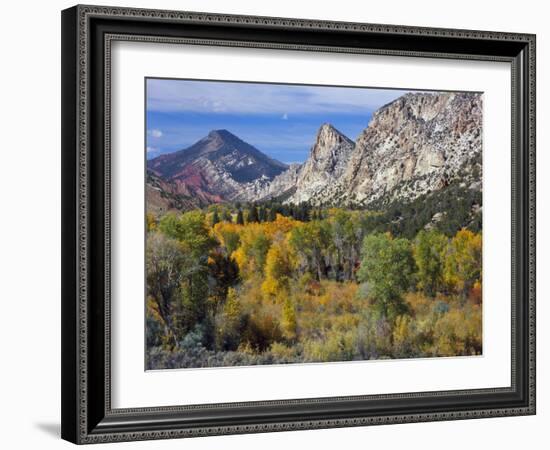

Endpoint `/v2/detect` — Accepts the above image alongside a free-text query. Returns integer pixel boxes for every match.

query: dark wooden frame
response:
[61,4,536,444]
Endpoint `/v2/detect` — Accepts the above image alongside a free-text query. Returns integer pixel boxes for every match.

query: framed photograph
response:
[61,5,536,444]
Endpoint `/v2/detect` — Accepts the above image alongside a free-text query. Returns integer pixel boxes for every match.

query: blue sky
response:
[146,79,410,163]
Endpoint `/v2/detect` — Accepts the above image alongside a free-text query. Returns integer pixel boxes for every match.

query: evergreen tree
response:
[289,205,295,219]
[236,209,244,225]
[258,205,266,222]
[211,209,220,227]
[248,205,259,223]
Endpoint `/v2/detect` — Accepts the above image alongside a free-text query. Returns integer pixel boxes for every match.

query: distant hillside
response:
[146,92,482,223]
[147,129,288,206]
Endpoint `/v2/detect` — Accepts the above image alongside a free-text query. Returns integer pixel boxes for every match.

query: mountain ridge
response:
[147,129,288,211]
[146,91,482,213]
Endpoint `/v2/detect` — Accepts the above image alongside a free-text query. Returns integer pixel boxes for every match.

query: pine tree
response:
[248,205,259,223]
[211,210,220,227]
[258,205,266,222]
[236,209,244,225]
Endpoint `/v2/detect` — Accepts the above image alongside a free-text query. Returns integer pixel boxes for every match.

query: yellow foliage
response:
[444,229,482,295]
[233,224,271,276]
[261,237,297,299]
[214,215,301,281]
[151,206,483,362]
[231,247,247,274]
[270,342,297,360]
[263,214,298,237]
[428,306,482,356]
[224,287,241,320]
[261,277,280,298]
[146,296,163,323]
[393,315,414,353]
[281,293,297,340]
[212,222,242,254]
[146,212,157,232]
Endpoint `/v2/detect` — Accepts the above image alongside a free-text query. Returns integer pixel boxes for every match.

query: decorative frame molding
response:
[61,4,536,444]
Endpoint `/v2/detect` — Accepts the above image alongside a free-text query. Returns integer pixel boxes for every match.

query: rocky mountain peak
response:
[309,124,353,161]
[196,129,254,155]
[314,123,354,153]
[147,92,482,211]
[208,129,232,137]
[337,91,482,206]
[284,123,355,204]
[147,129,288,204]
[206,129,240,143]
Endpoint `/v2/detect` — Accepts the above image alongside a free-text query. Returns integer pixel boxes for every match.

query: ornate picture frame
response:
[61,5,535,444]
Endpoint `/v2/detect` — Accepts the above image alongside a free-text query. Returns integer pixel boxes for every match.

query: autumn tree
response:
[414,229,448,297]
[261,238,297,299]
[212,222,241,255]
[146,212,157,232]
[289,221,331,280]
[443,229,482,298]
[232,224,271,277]
[263,214,297,236]
[357,233,416,321]
[215,287,244,351]
[281,293,297,340]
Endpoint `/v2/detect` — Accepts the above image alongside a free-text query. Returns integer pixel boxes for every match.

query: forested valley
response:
[146,190,482,369]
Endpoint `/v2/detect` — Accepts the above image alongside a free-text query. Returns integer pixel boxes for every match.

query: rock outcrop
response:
[332,92,482,206]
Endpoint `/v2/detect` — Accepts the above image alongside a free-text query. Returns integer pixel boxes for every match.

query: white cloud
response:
[146,79,410,116]
[146,146,158,153]
[148,129,163,138]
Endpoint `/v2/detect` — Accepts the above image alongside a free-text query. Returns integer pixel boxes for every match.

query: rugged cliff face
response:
[146,91,482,212]
[286,124,355,204]
[333,92,482,207]
[244,92,482,207]
[239,163,302,202]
